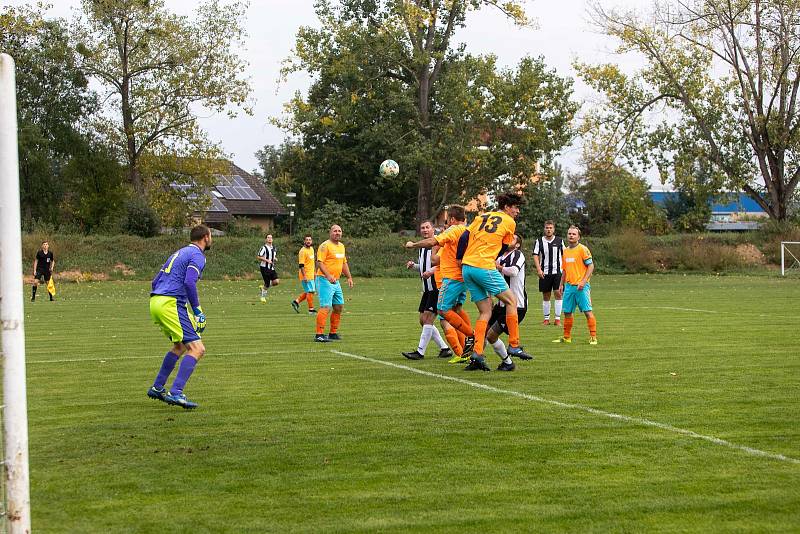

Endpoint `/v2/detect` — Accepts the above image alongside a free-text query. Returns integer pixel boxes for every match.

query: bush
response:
[121,198,160,237]
[301,201,399,237]
[670,237,744,271]
[223,216,264,237]
[606,228,655,272]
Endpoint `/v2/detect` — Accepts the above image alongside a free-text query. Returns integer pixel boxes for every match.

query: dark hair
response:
[303,234,312,239]
[447,205,466,222]
[190,225,211,242]
[497,193,522,209]
[515,234,523,248]
[544,220,554,226]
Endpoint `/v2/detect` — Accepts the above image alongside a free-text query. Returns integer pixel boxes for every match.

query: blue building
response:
[650,191,767,230]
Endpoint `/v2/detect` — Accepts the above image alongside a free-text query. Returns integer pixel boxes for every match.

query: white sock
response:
[543,300,551,320]
[554,299,563,319]
[260,287,267,298]
[492,339,508,358]
[418,324,434,354]
[431,326,447,349]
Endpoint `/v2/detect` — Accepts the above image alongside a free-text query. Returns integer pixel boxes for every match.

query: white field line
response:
[26,349,330,364]
[331,349,800,466]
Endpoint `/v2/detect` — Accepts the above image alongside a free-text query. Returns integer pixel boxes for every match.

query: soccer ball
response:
[379,159,399,178]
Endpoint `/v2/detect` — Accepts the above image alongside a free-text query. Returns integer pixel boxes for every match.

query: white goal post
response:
[0,53,32,533]
[781,242,800,276]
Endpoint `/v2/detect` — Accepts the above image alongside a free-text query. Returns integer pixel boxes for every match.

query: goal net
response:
[781,242,800,276]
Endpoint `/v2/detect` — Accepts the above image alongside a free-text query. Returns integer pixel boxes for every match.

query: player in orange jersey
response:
[552,226,597,345]
[314,225,354,342]
[405,205,475,363]
[457,193,531,371]
[292,234,317,314]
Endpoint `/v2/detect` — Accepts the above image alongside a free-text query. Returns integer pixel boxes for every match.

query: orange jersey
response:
[316,239,347,279]
[433,248,443,288]
[462,211,516,269]
[562,243,593,285]
[434,224,467,282]
[298,246,315,280]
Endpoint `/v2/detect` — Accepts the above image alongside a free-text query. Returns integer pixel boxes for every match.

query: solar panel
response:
[214,175,261,201]
[207,196,228,212]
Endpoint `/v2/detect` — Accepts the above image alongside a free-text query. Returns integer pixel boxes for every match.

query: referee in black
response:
[31,240,55,302]
[533,220,564,325]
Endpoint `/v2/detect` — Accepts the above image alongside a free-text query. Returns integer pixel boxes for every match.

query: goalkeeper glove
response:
[192,306,206,333]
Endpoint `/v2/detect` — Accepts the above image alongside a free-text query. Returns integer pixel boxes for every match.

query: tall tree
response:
[580,0,800,221]
[74,0,253,194]
[1,3,97,223]
[280,0,576,223]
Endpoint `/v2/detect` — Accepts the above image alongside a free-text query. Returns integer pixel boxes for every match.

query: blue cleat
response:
[314,334,331,343]
[147,386,168,403]
[508,346,533,360]
[165,392,198,410]
[327,333,342,341]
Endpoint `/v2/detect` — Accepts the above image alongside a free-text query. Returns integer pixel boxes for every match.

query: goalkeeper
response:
[147,225,212,409]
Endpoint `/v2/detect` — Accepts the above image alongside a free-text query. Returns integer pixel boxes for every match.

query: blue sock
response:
[170,355,198,395]
[153,351,180,389]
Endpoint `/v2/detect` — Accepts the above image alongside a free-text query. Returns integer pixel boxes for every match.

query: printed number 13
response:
[478,214,502,233]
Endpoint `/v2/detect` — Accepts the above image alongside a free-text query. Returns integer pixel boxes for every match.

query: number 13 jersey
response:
[462,211,516,270]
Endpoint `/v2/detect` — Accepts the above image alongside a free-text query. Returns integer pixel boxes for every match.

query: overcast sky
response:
[7,0,654,182]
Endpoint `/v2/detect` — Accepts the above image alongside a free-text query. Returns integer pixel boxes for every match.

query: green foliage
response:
[573,163,668,236]
[121,198,160,238]
[74,0,253,193]
[0,3,99,224]
[301,201,400,238]
[580,1,800,221]
[515,165,571,239]
[278,0,576,222]
[222,217,265,238]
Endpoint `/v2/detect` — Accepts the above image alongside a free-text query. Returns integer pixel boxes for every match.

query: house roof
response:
[180,162,286,223]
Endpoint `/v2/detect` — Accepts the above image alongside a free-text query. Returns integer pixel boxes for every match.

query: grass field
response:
[20,275,800,532]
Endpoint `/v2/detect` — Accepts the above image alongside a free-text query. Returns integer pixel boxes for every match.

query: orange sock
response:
[306,293,315,310]
[473,319,489,356]
[443,327,463,356]
[456,330,465,349]
[506,312,520,347]
[587,316,597,337]
[296,292,306,303]
[456,307,471,326]
[316,308,329,334]
[329,310,341,333]
[443,310,474,336]
[564,315,574,338]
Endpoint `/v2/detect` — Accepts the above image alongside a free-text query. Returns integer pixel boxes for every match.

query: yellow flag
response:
[46,277,56,296]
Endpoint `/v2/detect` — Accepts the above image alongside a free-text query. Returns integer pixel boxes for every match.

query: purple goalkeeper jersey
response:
[151,244,206,301]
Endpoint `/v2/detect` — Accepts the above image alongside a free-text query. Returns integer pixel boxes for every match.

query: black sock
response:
[32,285,37,298]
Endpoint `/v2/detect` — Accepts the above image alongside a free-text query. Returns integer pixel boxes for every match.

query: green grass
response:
[21,275,800,532]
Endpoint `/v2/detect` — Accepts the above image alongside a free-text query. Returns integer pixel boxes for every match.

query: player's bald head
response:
[330,224,343,242]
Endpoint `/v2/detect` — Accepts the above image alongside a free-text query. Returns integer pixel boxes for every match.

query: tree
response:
[279,0,577,224]
[74,0,253,195]
[1,3,97,223]
[515,163,571,238]
[573,161,667,236]
[579,0,800,221]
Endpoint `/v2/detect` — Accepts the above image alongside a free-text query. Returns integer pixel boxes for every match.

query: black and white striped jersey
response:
[259,244,276,270]
[533,236,564,275]
[418,247,435,292]
[498,249,527,309]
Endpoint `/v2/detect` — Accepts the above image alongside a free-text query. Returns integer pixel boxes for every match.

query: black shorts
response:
[539,273,562,293]
[489,304,527,335]
[418,289,439,314]
[35,271,51,283]
[260,267,278,285]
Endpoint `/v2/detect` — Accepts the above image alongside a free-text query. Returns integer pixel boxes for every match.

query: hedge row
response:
[21,229,795,282]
